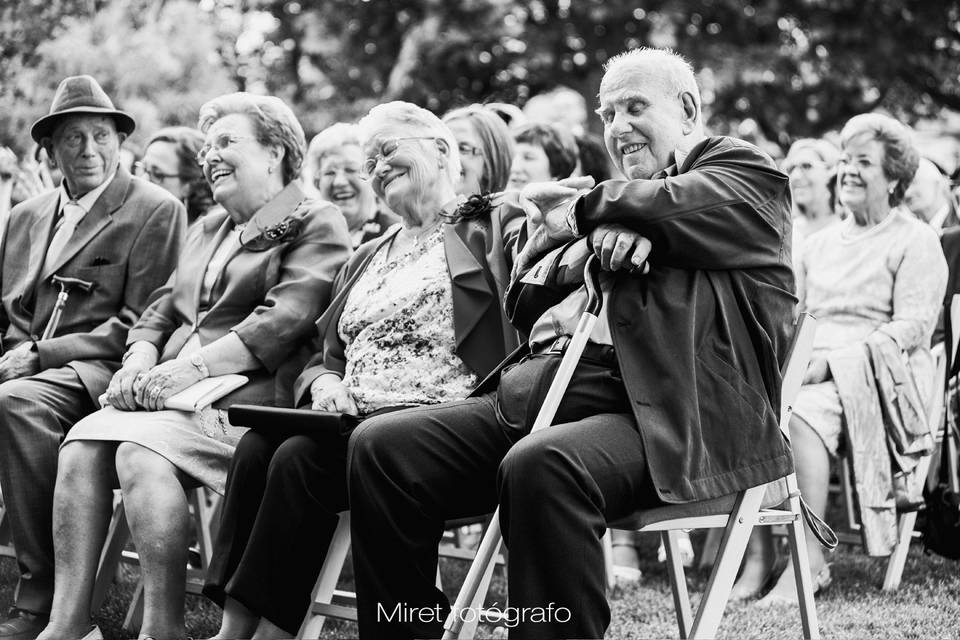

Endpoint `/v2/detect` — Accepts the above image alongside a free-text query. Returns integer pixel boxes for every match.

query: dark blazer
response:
[293,198,523,407]
[0,169,186,401]
[936,227,960,353]
[506,136,797,504]
[127,182,352,408]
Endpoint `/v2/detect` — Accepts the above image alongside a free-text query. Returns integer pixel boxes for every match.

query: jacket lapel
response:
[191,211,233,321]
[443,223,493,359]
[40,170,132,281]
[23,191,62,304]
[237,182,306,246]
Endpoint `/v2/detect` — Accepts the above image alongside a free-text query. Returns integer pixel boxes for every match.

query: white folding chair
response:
[446,314,820,639]
[837,298,953,590]
[296,514,505,639]
[91,487,221,632]
[600,313,821,639]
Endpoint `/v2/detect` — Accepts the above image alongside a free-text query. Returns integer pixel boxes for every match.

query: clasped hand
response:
[518,176,652,275]
[104,354,205,412]
[310,375,359,414]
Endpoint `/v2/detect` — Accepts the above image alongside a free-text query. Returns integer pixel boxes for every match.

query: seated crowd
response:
[0,44,953,640]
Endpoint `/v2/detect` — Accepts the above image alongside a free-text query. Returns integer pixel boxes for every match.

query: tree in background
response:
[237,0,960,145]
[0,0,234,155]
[1,0,958,155]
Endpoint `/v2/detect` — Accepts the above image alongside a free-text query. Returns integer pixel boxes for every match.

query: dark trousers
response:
[203,430,349,634]
[0,366,95,614]
[347,353,660,640]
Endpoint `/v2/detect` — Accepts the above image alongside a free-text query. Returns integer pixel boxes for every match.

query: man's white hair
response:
[602,47,701,115]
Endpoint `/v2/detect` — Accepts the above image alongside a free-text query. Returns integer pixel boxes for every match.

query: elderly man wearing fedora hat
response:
[0,75,185,640]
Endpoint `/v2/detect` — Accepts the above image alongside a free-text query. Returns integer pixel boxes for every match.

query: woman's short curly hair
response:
[146,126,213,222]
[514,122,578,180]
[357,101,462,186]
[840,113,919,207]
[303,122,361,190]
[197,92,306,185]
[443,104,515,195]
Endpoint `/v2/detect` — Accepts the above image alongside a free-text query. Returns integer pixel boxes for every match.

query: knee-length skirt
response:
[63,407,247,494]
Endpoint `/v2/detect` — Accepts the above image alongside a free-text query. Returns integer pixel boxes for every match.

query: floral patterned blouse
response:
[338,226,477,414]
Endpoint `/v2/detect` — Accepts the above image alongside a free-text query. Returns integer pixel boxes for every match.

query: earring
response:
[888,184,895,195]
[268,166,274,174]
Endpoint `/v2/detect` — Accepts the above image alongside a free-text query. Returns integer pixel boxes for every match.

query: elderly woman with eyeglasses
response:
[137,126,218,226]
[303,122,400,247]
[201,100,524,640]
[36,92,351,640]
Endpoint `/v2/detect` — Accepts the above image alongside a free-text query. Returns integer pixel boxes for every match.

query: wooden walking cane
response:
[442,254,605,640]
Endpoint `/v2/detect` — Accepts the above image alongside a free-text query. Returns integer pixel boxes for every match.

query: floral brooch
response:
[240,215,304,251]
[452,193,494,221]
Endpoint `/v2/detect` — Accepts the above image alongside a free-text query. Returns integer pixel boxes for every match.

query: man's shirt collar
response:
[59,169,117,216]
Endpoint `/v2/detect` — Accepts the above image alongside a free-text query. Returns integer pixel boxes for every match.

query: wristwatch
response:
[188,352,210,378]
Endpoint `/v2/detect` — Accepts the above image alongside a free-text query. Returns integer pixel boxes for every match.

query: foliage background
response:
[2,0,959,164]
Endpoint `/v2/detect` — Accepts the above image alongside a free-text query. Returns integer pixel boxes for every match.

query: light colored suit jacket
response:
[127,182,352,408]
[0,168,186,401]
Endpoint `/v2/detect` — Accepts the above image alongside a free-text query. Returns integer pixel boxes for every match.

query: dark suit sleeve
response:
[35,197,186,369]
[504,239,584,336]
[573,139,790,271]
[231,202,352,372]
[0,212,11,337]
[496,192,526,271]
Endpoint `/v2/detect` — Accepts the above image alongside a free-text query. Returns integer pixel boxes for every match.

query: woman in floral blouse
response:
[202,101,524,639]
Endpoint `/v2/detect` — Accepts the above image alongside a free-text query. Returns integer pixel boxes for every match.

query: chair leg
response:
[122,581,145,633]
[785,495,821,640]
[662,530,693,639]
[297,512,352,640]
[194,488,221,567]
[882,511,916,592]
[0,506,16,559]
[601,529,615,591]
[443,518,503,640]
[688,488,764,640]
[91,498,130,613]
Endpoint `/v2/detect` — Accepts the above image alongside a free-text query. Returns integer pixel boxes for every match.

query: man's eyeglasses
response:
[196,134,256,166]
[134,161,180,182]
[362,137,440,178]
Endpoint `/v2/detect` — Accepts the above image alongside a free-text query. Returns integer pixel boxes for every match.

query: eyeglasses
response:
[457,142,483,157]
[196,134,256,166]
[362,137,441,178]
[782,161,820,173]
[134,161,180,182]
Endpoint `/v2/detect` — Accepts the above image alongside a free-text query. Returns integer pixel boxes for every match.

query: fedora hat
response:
[30,75,136,143]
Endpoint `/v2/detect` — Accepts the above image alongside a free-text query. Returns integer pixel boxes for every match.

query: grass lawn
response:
[1,526,957,640]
